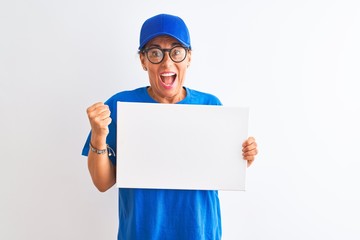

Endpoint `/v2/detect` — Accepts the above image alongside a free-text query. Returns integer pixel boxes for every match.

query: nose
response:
[161,51,173,66]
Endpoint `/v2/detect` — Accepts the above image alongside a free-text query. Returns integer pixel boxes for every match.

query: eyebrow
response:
[146,42,182,48]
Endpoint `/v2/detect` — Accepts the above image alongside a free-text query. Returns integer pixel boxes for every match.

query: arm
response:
[242,136,258,167]
[86,102,116,192]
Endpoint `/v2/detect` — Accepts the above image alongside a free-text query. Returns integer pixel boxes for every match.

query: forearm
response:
[88,137,116,192]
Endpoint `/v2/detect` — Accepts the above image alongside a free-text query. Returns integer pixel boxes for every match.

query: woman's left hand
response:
[242,137,258,167]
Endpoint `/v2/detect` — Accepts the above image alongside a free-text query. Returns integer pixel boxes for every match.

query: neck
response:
[147,87,186,104]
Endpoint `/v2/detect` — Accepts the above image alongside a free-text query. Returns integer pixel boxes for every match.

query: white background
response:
[1,0,359,239]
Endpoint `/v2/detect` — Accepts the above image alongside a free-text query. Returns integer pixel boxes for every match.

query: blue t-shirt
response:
[82,87,223,240]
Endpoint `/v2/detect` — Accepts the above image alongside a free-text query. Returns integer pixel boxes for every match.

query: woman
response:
[82,13,258,240]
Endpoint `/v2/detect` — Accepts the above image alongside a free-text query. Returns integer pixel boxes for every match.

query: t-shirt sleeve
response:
[81,134,91,157]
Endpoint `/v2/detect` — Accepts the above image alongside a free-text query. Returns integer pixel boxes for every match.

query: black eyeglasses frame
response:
[141,46,189,64]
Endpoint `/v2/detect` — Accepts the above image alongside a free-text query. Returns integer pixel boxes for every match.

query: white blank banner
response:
[116,102,249,191]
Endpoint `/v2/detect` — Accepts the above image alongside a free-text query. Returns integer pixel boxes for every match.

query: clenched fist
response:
[86,102,112,138]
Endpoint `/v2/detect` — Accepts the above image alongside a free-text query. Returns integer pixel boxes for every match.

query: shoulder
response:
[104,87,153,107]
[184,87,222,105]
[108,87,147,101]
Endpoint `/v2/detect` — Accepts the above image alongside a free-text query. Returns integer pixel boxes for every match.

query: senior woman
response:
[82,13,258,240]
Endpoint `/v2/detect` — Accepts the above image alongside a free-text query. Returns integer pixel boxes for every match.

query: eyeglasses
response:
[142,46,189,64]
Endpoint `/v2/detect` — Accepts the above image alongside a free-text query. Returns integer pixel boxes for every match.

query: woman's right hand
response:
[86,102,115,192]
[86,102,112,138]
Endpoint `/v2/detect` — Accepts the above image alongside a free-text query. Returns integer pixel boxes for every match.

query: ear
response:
[139,53,147,70]
[186,50,192,68]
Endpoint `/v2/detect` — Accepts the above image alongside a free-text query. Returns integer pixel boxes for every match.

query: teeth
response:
[161,72,175,77]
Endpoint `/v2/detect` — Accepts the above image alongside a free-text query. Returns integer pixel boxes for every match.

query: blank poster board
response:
[116,102,249,191]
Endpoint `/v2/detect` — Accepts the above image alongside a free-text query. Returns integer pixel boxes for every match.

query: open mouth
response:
[160,72,177,88]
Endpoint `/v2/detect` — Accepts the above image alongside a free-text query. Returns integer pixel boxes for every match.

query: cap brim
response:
[139,33,191,50]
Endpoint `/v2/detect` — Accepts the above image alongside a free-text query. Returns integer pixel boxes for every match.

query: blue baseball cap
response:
[139,14,191,50]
